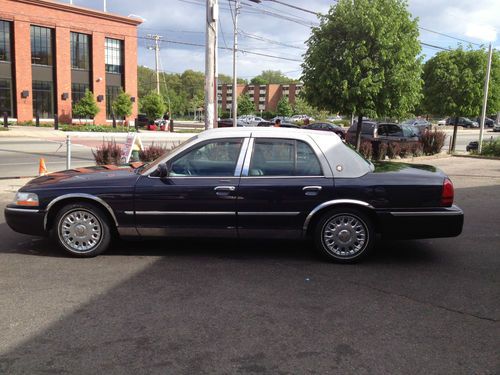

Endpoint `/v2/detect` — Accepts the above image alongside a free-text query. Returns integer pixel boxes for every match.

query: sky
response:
[60,0,499,80]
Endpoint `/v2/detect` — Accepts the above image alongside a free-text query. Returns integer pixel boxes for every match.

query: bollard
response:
[3,112,7,128]
[54,114,59,130]
[169,119,174,132]
[35,112,40,127]
[112,113,116,128]
[135,117,139,132]
[66,135,71,170]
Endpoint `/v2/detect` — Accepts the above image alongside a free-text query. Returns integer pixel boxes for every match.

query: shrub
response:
[139,143,169,162]
[359,140,373,159]
[92,140,123,165]
[421,129,446,155]
[411,142,424,157]
[73,89,99,123]
[387,142,401,159]
[61,124,134,133]
[377,142,388,160]
[480,138,500,157]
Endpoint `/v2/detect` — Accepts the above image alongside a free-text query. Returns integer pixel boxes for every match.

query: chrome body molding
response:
[5,207,40,213]
[44,193,119,230]
[117,227,140,236]
[234,138,250,177]
[302,199,375,232]
[238,212,300,216]
[134,211,236,216]
[390,211,462,217]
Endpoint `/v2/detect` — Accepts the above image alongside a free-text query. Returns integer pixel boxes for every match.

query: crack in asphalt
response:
[350,281,498,323]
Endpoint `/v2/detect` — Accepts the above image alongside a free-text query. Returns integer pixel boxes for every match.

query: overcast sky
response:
[63,0,499,79]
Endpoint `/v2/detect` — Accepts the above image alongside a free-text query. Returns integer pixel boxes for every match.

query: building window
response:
[106,85,121,119]
[0,20,11,62]
[105,38,122,74]
[32,80,54,118]
[71,83,89,109]
[0,79,13,116]
[31,26,53,66]
[71,32,90,70]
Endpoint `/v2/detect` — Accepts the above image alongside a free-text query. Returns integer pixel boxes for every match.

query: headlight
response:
[14,192,39,207]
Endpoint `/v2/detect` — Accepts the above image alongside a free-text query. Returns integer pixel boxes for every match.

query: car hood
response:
[22,164,141,190]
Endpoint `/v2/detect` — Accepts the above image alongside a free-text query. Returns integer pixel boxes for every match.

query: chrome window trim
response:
[44,193,119,230]
[5,207,40,213]
[303,199,374,232]
[234,138,250,177]
[241,138,254,176]
[134,211,236,216]
[240,176,325,179]
[390,211,462,217]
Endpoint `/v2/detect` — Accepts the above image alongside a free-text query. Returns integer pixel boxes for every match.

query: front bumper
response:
[4,205,47,236]
[377,205,464,239]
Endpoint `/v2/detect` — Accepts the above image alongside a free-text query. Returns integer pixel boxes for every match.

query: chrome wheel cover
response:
[322,214,368,258]
[58,209,102,253]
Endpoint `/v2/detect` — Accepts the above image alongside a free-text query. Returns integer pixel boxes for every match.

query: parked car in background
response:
[137,114,149,127]
[270,116,290,124]
[474,117,495,127]
[290,114,315,123]
[5,127,463,263]
[327,115,343,122]
[493,123,500,132]
[437,118,447,126]
[446,117,479,128]
[237,116,265,126]
[466,141,479,152]
[346,122,419,144]
[303,122,346,139]
[401,118,432,133]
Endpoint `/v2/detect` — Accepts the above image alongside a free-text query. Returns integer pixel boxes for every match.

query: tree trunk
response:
[355,114,363,151]
[449,116,459,153]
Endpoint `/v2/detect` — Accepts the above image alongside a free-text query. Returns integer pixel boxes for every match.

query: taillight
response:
[441,178,454,206]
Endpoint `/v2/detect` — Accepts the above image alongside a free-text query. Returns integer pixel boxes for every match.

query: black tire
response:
[314,208,374,263]
[52,202,112,257]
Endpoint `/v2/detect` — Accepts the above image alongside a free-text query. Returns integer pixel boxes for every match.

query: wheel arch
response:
[303,200,378,237]
[44,194,119,232]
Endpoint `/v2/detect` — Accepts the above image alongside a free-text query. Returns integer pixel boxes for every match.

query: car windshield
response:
[140,135,199,174]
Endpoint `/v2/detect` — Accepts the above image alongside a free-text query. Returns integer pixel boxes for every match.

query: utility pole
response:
[205,0,218,130]
[103,0,106,12]
[479,43,493,154]
[147,34,162,95]
[232,0,240,127]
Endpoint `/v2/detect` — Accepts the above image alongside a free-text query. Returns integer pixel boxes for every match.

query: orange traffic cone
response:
[39,158,48,176]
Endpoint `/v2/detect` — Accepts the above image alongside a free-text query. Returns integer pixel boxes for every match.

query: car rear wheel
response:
[53,202,112,257]
[314,208,374,263]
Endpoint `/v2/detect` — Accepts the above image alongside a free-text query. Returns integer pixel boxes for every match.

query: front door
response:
[134,138,246,237]
[237,137,334,238]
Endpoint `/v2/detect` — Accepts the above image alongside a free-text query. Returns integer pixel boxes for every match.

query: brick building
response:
[0,0,141,124]
[217,83,303,114]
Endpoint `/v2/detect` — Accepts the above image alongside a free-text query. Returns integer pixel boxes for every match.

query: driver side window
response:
[170,139,243,177]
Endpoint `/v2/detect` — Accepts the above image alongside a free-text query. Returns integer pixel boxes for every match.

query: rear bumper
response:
[377,205,464,239]
[4,206,47,236]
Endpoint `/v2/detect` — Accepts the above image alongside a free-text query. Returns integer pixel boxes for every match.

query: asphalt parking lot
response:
[0,156,498,374]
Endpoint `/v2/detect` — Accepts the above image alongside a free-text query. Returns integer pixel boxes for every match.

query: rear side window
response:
[249,139,322,176]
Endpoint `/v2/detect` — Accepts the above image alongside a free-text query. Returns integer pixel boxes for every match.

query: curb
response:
[451,154,500,161]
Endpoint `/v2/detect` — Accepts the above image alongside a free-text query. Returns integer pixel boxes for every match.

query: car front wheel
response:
[53,202,112,257]
[314,208,374,263]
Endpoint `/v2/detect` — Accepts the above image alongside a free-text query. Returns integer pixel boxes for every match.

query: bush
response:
[359,140,373,159]
[139,143,169,162]
[92,140,123,165]
[480,138,500,157]
[61,124,134,133]
[410,142,424,157]
[386,142,401,159]
[421,129,446,155]
[261,111,276,120]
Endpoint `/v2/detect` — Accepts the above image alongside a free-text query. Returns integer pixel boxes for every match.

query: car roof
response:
[196,126,342,144]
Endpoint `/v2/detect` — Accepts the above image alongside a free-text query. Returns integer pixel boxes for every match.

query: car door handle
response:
[214,186,236,192]
[303,186,322,196]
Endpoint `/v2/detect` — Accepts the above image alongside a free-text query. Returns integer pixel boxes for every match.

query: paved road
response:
[0,157,498,374]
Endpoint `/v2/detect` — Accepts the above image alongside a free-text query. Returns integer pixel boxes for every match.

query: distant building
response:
[217,83,303,113]
[0,0,142,124]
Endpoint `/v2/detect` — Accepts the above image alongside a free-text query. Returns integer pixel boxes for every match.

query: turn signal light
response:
[14,192,39,207]
[441,178,454,207]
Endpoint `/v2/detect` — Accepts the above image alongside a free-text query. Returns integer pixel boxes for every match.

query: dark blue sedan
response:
[5,128,463,262]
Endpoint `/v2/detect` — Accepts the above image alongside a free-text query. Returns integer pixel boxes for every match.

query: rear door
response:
[236,137,334,238]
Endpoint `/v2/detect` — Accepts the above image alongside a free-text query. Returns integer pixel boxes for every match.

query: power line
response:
[239,30,306,50]
[421,42,451,51]
[419,26,481,47]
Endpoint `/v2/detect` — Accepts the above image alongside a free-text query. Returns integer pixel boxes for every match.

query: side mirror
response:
[157,162,171,178]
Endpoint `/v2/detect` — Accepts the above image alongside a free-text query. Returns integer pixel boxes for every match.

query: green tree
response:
[111,90,133,124]
[250,70,296,85]
[301,0,422,149]
[238,94,255,115]
[277,97,293,117]
[422,47,500,117]
[72,89,99,124]
[141,92,166,122]
[293,97,315,116]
